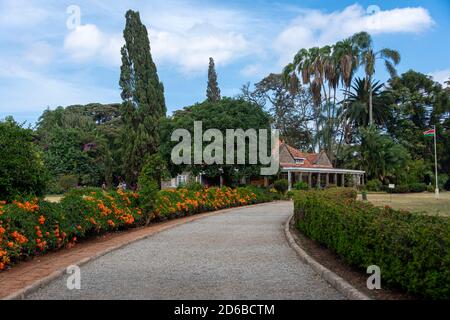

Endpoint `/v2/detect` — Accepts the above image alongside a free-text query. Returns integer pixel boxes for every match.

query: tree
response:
[239,74,314,150]
[340,126,410,183]
[206,57,221,102]
[0,117,49,200]
[119,10,166,185]
[352,31,400,125]
[341,77,393,132]
[36,104,120,188]
[160,98,272,185]
[385,70,450,178]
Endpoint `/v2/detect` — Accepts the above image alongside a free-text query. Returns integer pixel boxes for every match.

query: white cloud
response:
[64,24,123,66]
[274,4,434,66]
[429,68,450,85]
[141,2,257,73]
[0,0,49,28]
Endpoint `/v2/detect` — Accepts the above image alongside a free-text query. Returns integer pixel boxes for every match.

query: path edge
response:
[284,212,371,300]
[4,201,284,300]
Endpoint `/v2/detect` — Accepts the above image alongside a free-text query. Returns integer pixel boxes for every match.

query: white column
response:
[288,171,292,191]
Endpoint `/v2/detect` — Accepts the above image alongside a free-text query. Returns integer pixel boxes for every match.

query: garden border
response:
[3,201,282,300]
[284,213,371,300]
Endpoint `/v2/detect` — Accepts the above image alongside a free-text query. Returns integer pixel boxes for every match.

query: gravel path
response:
[27,202,344,300]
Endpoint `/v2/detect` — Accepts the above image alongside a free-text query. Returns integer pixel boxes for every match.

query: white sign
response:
[388,184,395,189]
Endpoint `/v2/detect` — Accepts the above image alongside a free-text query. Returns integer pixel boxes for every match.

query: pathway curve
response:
[27,202,343,300]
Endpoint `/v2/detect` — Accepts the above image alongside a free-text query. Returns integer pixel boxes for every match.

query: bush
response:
[138,154,165,224]
[0,185,274,271]
[427,184,435,193]
[273,179,289,194]
[58,175,78,192]
[387,184,410,193]
[0,188,142,270]
[0,118,49,201]
[293,189,450,299]
[366,179,382,192]
[293,181,309,190]
[408,182,427,193]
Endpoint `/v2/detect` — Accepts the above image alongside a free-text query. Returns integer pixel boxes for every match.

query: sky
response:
[0,0,449,125]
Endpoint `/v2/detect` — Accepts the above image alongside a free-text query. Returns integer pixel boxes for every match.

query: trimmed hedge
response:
[293,188,450,299]
[0,186,273,271]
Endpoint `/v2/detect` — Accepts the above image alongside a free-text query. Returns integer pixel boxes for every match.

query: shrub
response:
[181,180,203,192]
[58,175,78,192]
[0,185,273,271]
[0,188,142,270]
[427,184,435,193]
[366,179,382,192]
[138,154,165,224]
[408,182,427,193]
[293,181,309,190]
[0,118,49,201]
[387,184,410,193]
[273,179,289,194]
[293,189,450,299]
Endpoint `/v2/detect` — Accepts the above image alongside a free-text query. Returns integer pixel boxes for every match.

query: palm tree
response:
[341,77,393,131]
[351,32,400,126]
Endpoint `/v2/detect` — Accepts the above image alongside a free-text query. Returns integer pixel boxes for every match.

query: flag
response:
[423,129,435,137]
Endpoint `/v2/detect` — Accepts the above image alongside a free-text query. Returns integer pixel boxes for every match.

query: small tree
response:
[206,57,221,102]
[137,153,167,225]
[0,117,49,200]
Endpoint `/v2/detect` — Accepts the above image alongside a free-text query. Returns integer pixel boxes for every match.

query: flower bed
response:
[293,188,450,299]
[0,186,273,271]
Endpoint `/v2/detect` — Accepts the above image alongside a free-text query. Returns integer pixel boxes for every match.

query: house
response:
[162,142,365,189]
[278,143,365,190]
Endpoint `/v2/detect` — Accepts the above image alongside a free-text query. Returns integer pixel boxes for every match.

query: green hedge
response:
[293,188,450,299]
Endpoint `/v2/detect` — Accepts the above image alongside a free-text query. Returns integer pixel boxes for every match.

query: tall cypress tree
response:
[206,57,221,102]
[119,10,166,185]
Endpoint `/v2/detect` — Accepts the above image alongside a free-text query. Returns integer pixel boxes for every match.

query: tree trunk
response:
[368,77,373,126]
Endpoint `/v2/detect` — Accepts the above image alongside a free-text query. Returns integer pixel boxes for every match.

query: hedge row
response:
[0,186,275,271]
[293,188,450,299]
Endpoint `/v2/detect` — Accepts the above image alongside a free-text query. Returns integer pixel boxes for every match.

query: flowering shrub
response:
[0,186,273,271]
[154,187,262,219]
[293,188,450,299]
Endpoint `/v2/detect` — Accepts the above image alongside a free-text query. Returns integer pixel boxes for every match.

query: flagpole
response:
[433,125,439,199]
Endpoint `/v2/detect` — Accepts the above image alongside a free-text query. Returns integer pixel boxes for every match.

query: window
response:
[294,157,305,164]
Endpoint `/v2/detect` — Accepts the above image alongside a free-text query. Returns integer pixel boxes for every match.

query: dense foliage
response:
[36,103,121,190]
[0,118,49,201]
[293,189,449,299]
[0,186,274,271]
[161,97,273,184]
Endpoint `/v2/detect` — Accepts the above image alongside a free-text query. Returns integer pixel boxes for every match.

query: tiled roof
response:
[280,143,333,169]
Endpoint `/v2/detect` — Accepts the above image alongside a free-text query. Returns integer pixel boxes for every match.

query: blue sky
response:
[0,0,449,125]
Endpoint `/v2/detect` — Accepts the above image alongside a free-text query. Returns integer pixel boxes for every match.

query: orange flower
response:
[38,215,45,225]
[7,242,14,248]
[107,220,115,227]
[0,226,5,235]
[0,262,5,270]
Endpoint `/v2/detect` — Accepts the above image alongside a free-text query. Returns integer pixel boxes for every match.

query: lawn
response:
[358,192,450,216]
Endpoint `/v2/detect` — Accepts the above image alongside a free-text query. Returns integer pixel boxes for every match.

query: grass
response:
[358,192,450,216]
